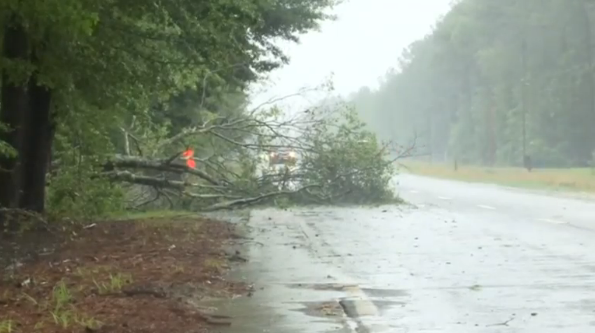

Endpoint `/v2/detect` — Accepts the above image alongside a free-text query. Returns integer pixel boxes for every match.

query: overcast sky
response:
[249,0,453,111]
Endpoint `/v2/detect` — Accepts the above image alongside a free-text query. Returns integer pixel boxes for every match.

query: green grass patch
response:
[104,210,197,222]
[401,160,595,193]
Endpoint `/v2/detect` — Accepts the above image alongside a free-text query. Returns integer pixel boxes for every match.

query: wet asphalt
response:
[212,174,595,332]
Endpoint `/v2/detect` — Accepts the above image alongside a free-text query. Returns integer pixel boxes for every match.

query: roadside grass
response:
[105,209,197,221]
[0,319,15,333]
[400,160,595,193]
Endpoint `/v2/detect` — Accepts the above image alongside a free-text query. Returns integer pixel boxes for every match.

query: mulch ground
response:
[0,215,250,333]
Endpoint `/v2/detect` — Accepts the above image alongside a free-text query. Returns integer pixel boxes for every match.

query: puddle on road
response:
[295,300,345,318]
[288,283,410,297]
[195,279,356,333]
[197,295,351,333]
[287,283,408,317]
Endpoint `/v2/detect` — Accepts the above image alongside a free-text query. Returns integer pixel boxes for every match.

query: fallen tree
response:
[83,96,416,212]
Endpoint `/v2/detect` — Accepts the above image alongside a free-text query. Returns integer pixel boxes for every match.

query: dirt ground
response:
[0,215,250,333]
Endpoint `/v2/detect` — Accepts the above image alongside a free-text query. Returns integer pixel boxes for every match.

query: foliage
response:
[1,0,402,220]
[3,0,337,118]
[95,90,404,212]
[45,111,125,219]
[46,168,125,220]
[0,0,340,220]
[0,123,16,158]
[351,0,595,168]
[297,103,398,204]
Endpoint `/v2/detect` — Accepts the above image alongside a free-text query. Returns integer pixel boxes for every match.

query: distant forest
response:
[351,0,595,168]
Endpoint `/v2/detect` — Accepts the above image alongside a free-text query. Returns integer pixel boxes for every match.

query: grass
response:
[0,280,103,331]
[105,209,197,221]
[93,273,133,295]
[48,280,102,330]
[401,160,595,193]
[0,319,15,333]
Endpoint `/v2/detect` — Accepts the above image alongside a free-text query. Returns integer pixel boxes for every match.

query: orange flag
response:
[182,149,196,168]
[182,149,194,158]
[186,159,196,168]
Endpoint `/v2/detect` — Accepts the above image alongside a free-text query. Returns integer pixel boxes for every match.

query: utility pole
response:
[426,108,433,163]
[520,0,528,167]
[521,38,527,161]
[582,2,595,159]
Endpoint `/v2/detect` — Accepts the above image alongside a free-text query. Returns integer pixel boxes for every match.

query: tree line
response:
[352,0,595,168]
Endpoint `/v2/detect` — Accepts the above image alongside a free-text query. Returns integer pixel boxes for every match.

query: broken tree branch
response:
[201,183,321,211]
[105,154,220,186]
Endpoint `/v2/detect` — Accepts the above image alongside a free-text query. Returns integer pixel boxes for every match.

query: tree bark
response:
[18,77,53,213]
[0,21,30,231]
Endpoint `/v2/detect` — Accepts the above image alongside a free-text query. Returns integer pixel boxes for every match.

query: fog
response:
[250,0,452,112]
[254,0,595,171]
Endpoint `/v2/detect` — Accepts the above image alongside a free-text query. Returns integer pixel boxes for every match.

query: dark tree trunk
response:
[0,21,30,231]
[19,78,53,213]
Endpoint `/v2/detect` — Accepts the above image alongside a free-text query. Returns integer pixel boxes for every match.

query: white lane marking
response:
[437,196,451,200]
[409,190,419,194]
[537,218,566,224]
[477,204,496,210]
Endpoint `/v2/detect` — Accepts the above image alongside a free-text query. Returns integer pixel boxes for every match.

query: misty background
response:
[250,0,451,110]
[254,0,595,169]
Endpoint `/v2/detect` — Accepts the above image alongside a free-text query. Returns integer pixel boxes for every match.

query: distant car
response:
[260,149,300,190]
[268,150,297,167]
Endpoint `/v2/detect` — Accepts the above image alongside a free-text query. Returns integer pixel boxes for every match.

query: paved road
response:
[396,173,595,229]
[214,174,595,332]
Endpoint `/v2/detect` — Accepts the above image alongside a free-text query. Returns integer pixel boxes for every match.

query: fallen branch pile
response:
[84,98,417,211]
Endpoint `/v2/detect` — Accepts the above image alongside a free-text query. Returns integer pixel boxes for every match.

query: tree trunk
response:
[18,77,53,213]
[0,21,30,231]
